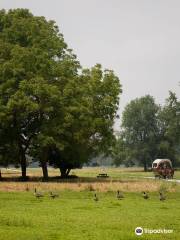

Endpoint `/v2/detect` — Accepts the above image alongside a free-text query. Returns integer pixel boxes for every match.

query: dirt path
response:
[144,176,180,183]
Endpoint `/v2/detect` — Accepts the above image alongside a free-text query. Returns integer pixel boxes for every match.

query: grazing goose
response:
[159,192,166,201]
[34,188,44,198]
[50,192,59,199]
[143,192,149,199]
[117,190,124,200]
[94,193,99,202]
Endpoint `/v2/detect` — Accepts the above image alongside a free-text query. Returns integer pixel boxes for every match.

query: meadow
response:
[0,167,180,240]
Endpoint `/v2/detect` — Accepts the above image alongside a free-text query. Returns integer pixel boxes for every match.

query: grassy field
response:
[0,167,180,240]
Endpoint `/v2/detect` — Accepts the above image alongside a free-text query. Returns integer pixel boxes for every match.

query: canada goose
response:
[117,190,124,200]
[159,192,166,201]
[143,192,149,199]
[34,188,44,198]
[50,192,59,199]
[94,193,99,202]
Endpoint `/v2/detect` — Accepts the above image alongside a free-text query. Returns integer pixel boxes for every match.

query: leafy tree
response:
[121,95,159,171]
[111,136,127,167]
[157,92,180,166]
[0,9,121,179]
[0,9,79,179]
[45,64,121,177]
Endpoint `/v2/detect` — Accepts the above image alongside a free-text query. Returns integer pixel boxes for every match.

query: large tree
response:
[45,64,121,177]
[121,95,159,171]
[157,92,180,166]
[111,135,128,167]
[0,9,122,179]
[0,9,79,179]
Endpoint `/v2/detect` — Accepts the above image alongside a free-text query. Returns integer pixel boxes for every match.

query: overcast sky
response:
[0,0,180,128]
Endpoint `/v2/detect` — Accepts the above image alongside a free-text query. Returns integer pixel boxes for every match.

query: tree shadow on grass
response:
[0,175,133,183]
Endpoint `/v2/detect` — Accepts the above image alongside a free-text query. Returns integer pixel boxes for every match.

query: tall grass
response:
[0,180,178,192]
[0,167,179,193]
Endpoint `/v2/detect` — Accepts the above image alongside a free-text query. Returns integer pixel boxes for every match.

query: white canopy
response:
[152,159,172,168]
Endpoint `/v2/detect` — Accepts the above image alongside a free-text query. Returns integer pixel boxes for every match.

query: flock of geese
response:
[94,191,166,201]
[142,191,166,201]
[34,188,59,199]
[33,188,166,201]
[93,191,124,202]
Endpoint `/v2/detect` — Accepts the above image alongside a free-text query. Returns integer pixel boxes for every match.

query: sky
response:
[0,0,180,129]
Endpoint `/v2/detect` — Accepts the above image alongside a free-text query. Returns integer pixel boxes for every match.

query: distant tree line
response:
[112,93,180,171]
[0,9,122,180]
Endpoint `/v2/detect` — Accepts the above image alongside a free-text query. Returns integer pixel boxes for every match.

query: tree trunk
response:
[60,167,71,178]
[18,136,27,180]
[66,168,71,176]
[41,160,48,180]
[60,167,66,178]
[41,148,49,180]
[20,152,27,180]
[143,161,147,172]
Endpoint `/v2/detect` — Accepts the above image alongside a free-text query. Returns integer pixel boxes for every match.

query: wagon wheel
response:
[155,175,161,179]
[169,174,173,179]
[166,174,173,179]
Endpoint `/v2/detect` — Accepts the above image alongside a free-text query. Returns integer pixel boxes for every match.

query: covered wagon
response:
[152,159,174,179]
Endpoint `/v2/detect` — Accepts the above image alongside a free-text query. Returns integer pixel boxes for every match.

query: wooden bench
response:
[97,173,109,178]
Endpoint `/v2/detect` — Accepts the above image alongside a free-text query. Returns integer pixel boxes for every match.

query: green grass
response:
[0,190,179,240]
[72,167,180,180]
[0,167,180,239]
[2,166,180,180]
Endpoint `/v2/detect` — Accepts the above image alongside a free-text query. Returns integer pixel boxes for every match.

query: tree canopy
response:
[157,92,180,164]
[121,95,159,171]
[0,9,122,179]
[112,93,180,170]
